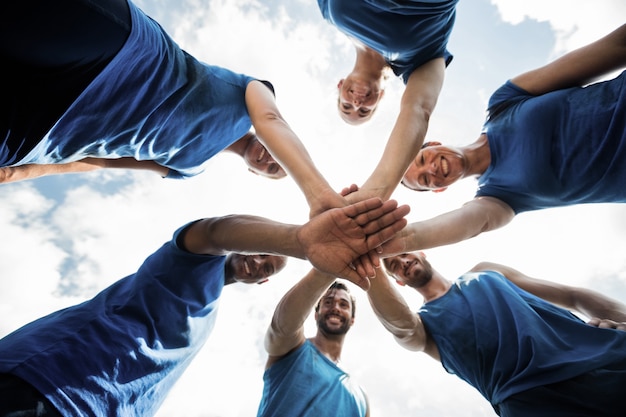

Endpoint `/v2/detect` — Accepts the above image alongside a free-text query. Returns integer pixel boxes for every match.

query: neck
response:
[224,132,253,157]
[310,333,344,364]
[460,134,491,177]
[352,44,388,80]
[417,271,452,303]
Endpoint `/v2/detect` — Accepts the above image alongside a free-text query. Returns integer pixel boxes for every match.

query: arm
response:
[472,262,626,327]
[0,157,169,183]
[180,197,410,289]
[348,58,446,202]
[367,268,433,355]
[264,268,336,368]
[245,81,347,217]
[512,23,626,95]
[380,197,514,256]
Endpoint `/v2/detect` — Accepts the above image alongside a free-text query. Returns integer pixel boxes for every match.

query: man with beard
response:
[368,251,626,416]
[257,268,369,417]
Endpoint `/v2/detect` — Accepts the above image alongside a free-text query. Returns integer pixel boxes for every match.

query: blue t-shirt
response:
[14,1,262,179]
[0,222,226,416]
[419,271,626,405]
[257,340,368,417]
[477,70,626,213]
[317,0,457,83]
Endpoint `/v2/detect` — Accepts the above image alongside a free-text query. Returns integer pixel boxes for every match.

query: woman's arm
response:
[245,81,346,217]
[512,23,626,95]
[0,157,169,184]
[349,58,446,202]
[472,262,626,326]
[381,197,515,256]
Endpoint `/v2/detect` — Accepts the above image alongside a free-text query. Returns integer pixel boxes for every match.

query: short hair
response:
[315,281,356,318]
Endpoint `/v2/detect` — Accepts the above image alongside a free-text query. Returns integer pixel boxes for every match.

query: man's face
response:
[384,252,434,288]
[228,254,287,284]
[315,288,354,335]
[402,143,465,191]
[243,137,287,179]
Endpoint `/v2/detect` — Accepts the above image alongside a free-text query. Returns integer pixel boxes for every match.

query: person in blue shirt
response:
[0,196,408,416]
[317,0,459,204]
[257,269,369,417]
[1,0,345,217]
[369,251,626,416]
[378,23,626,254]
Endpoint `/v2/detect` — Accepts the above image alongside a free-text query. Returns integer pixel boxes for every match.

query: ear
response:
[432,187,448,193]
[337,79,344,89]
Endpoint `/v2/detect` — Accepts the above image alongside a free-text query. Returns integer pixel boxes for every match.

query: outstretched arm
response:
[181,197,410,289]
[380,197,514,256]
[347,58,446,202]
[264,268,336,368]
[367,268,433,355]
[245,81,347,217]
[472,262,626,329]
[0,157,169,183]
[512,23,626,95]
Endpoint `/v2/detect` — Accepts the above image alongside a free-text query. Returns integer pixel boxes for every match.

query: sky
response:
[1,0,626,416]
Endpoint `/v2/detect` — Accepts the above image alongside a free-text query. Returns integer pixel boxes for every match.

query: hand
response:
[307,186,349,218]
[297,197,410,290]
[587,317,626,331]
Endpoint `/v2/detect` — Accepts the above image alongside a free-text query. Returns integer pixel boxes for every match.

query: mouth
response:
[326,315,344,325]
[257,147,266,162]
[243,258,251,275]
[441,157,449,177]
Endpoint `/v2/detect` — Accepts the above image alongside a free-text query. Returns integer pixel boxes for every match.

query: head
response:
[336,75,385,125]
[401,141,465,192]
[243,135,287,179]
[314,281,356,336]
[224,253,287,285]
[382,252,434,289]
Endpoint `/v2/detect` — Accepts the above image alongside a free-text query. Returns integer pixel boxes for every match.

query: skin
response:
[333,38,446,205]
[0,132,286,184]
[263,268,371,416]
[181,197,410,289]
[377,23,626,258]
[368,251,626,363]
[224,253,287,285]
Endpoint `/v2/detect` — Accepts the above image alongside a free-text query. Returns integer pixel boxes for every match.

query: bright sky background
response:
[2,0,626,416]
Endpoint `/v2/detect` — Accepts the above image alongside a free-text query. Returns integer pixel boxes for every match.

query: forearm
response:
[0,160,107,183]
[383,198,514,256]
[572,288,626,323]
[183,215,303,258]
[358,60,444,201]
[358,108,430,201]
[268,269,336,342]
[367,270,425,351]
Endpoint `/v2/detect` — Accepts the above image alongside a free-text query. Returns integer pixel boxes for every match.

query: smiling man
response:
[257,268,369,417]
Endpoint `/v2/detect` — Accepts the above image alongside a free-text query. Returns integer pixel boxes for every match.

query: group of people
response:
[1,0,626,416]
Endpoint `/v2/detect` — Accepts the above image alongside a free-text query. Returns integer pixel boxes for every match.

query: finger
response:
[341,197,385,220]
[342,268,371,291]
[361,204,411,236]
[365,218,408,250]
[350,199,401,226]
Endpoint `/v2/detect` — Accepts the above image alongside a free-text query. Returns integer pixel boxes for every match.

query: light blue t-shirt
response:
[317,0,457,83]
[419,271,626,405]
[257,340,368,417]
[17,1,260,179]
[0,222,226,416]
[477,71,626,213]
